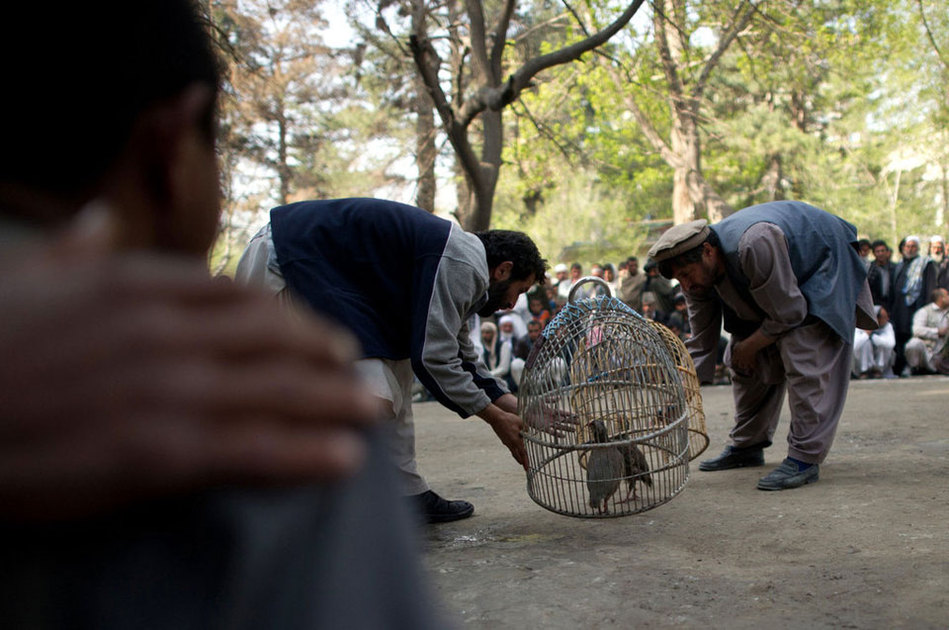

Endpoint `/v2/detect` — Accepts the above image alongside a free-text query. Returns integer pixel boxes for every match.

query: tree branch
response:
[917,0,949,71]
[456,0,646,125]
[465,0,490,81]
[408,34,484,191]
[488,0,517,79]
[692,1,757,106]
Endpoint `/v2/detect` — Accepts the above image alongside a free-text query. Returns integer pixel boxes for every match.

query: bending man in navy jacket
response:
[236,199,547,522]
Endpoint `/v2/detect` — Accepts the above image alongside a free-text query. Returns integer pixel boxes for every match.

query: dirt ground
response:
[413,376,949,629]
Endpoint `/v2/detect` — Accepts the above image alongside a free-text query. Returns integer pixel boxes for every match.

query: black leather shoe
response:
[698,444,765,471]
[410,490,474,524]
[756,458,819,491]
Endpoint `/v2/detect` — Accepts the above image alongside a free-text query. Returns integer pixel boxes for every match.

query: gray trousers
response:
[727,320,852,465]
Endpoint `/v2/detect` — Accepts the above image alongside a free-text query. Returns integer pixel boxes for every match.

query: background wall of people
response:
[414,233,949,402]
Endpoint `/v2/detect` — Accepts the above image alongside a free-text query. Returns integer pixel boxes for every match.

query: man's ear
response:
[132,85,219,254]
[491,260,514,282]
[143,84,215,208]
[701,242,717,261]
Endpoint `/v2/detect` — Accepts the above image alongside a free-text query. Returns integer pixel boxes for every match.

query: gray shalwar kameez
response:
[687,219,875,465]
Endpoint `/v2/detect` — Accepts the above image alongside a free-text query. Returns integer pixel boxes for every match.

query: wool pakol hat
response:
[648,219,710,263]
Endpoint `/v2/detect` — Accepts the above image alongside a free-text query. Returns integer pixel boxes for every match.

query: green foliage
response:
[210,0,949,272]
[493,160,651,267]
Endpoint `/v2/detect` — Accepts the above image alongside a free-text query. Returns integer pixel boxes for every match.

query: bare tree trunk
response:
[414,75,437,212]
[468,109,503,232]
[412,3,437,212]
[277,112,290,205]
[670,123,697,224]
[889,168,902,246]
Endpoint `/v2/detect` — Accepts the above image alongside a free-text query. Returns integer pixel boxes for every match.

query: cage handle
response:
[567,276,613,303]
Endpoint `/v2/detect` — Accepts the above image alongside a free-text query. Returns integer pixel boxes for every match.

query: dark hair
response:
[2,0,220,197]
[858,238,871,248]
[476,230,548,283]
[657,230,718,279]
[871,240,889,251]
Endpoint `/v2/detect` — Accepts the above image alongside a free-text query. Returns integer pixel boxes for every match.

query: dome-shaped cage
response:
[518,278,691,518]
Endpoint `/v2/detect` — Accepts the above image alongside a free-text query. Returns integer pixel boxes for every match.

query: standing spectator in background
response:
[603,263,619,296]
[618,256,646,313]
[481,321,516,392]
[511,319,544,386]
[589,263,611,296]
[552,263,569,295]
[927,235,944,262]
[867,240,896,313]
[857,239,872,268]
[644,259,677,316]
[853,306,897,379]
[666,293,692,340]
[558,262,583,300]
[640,292,666,324]
[515,291,533,328]
[904,288,949,375]
[891,235,938,377]
[930,235,949,290]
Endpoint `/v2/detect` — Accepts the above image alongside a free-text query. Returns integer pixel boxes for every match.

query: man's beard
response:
[932,252,945,264]
[478,279,513,317]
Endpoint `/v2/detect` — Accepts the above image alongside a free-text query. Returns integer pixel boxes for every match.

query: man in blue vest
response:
[648,201,876,490]
[236,199,548,522]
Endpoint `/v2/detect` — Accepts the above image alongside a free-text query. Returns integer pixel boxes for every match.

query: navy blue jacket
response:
[270,198,506,417]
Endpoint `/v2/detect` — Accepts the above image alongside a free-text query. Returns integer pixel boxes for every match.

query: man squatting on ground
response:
[648,201,877,491]
[236,198,549,522]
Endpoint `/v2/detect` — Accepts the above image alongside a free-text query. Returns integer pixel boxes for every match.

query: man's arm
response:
[684,294,723,384]
[730,223,809,371]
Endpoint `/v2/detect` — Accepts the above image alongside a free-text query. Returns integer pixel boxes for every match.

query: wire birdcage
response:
[518,278,690,518]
